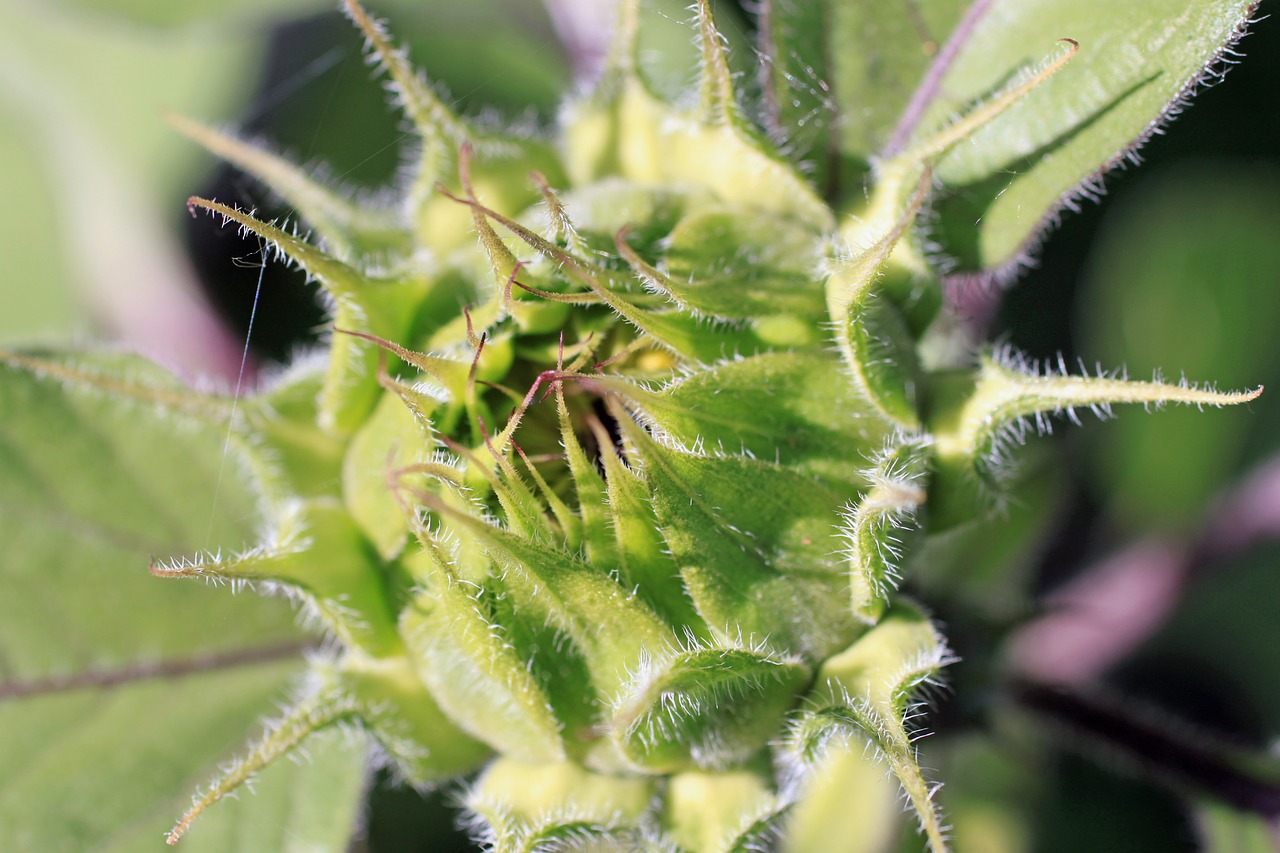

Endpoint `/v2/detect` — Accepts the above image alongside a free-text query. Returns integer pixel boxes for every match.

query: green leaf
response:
[722,805,793,853]
[758,0,833,187]
[555,181,707,262]
[610,643,810,772]
[615,306,779,367]
[515,822,655,853]
[655,207,827,321]
[332,652,490,785]
[760,0,969,186]
[242,360,347,502]
[399,566,567,764]
[228,0,570,217]
[586,350,890,490]
[619,416,859,661]
[57,0,332,28]
[171,728,365,853]
[0,352,298,675]
[826,172,931,430]
[187,198,431,435]
[596,429,707,634]
[664,769,791,853]
[555,387,615,564]
[342,389,429,560]
[0,667,367,853]
[424,493,673,699]
[841,438,931,624]
[169,115,410,260]
[906,449,1064,617]
[906,0,1257,271]
[466,758,657,852]
[0,353,365,850]
[778,745,900,853]
[152,498,403,658]
[784,604,950,853]
[443,179,780,366]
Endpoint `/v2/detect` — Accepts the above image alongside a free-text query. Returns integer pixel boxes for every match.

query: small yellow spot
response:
[637,350,678,373]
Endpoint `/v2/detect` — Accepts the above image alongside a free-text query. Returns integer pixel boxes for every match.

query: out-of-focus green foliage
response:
[1079,166,1280,529]
[0,1,264,348]
[0,353,367,850]
[0,0,574,366]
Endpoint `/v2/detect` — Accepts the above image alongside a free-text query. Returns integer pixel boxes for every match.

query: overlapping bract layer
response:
[133,1,1261,850]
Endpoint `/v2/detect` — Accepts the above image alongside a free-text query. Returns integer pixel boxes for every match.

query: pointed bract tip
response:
[694,0,738,125]
[893,38,1081,167]
[186,196,239,222]
[344,0,467,147]
[601,0,641,82]
[166,113,242,161]
[457,141,477,196]
[149,558,180,579]
[333,326,382,345]
[341,0,379,39]
[333,325,406,361]
[165,794,206,844]
[163,110,199,136]
[165,693,352,845]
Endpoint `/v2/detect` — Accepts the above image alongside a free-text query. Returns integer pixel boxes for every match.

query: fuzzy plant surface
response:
[0,1,1269,851]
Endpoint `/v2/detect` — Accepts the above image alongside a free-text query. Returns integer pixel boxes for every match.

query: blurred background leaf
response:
[1195,800,1280,853]
[0,353,367,851]
[1078,166,1280,530]
[0,0,288,374]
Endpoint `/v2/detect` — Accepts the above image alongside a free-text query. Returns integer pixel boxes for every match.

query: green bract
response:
[0,1,1264,850]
